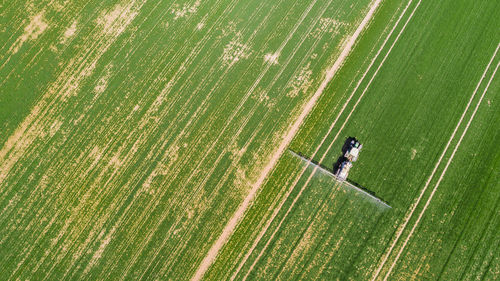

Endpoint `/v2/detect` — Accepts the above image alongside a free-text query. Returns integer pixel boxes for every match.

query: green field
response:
[1,0,499,280]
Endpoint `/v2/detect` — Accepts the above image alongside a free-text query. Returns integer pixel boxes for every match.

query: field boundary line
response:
[371,42,500,281]
[382,48,500,281]
[190,0,385,279]
[240,0,422,279]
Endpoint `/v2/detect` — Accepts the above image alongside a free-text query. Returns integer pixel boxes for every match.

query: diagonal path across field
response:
[190,1,387,279]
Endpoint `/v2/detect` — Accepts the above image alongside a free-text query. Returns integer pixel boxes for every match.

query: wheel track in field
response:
[190,0,373,277]
[378,44,500,281]
[184,3,402,276]
[230,0,418,279]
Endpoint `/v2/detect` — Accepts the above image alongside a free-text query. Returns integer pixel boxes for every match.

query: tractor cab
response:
[345,139,362,162]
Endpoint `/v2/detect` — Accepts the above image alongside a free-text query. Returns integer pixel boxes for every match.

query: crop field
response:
[0,0,498,280]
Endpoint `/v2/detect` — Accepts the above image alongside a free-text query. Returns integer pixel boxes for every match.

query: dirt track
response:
[191,0,384,279]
